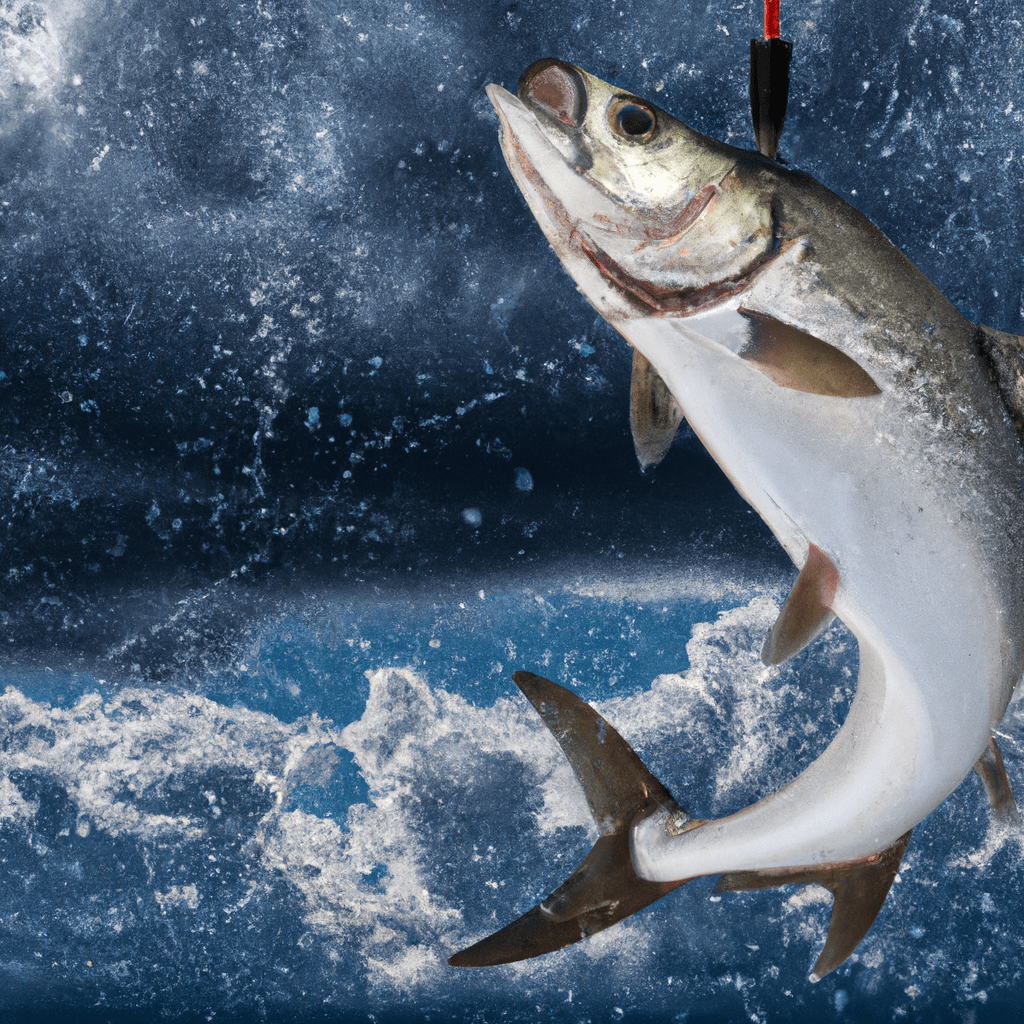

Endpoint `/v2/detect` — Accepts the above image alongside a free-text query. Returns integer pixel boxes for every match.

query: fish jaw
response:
[486,82,638,323]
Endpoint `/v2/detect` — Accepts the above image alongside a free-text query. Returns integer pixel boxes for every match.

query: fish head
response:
[486,60,781,319]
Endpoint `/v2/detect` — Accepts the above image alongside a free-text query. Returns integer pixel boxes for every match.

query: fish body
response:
[453,59,1024,975]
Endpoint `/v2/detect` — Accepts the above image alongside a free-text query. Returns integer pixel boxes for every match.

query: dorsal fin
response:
[714,829,912,981]
[738,309,882,398]
[761,543,839,666]
[974,736,1022,826]
[629,348,684,470]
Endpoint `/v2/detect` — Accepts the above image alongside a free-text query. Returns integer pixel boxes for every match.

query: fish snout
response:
[518,58,588,128]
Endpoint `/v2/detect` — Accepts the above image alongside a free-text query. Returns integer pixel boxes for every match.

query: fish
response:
[448,59,1024,979]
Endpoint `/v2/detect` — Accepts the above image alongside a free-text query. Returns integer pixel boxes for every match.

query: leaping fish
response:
[448,59,1024,978]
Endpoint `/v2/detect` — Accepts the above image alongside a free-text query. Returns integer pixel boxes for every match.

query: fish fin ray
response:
[761,543,839,666]
[629,348,684,470]
[714,830,912,980]
[448,673,690,966]
[974,736,1022,825]
[738,309,881,398]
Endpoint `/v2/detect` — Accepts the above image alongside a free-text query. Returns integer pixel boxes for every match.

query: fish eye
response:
[609,99,657,141]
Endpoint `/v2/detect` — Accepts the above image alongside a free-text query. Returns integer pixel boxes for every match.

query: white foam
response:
[2,587,1019,995]
[0,684,336,839]
[592,597,856,812]
[0,0,90,127]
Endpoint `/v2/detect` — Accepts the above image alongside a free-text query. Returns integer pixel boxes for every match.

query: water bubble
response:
[461,508,482,528]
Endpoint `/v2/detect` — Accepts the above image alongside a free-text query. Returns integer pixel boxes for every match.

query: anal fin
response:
[715,829,912,981]
[629,348,683,470]
[761,543,839,666]
[974,736,1022,826]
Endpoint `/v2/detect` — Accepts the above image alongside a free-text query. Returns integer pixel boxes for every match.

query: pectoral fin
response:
[738,309,881,398]
[629,348,684,470]
[715,829,912,981]
[761,543,839,666]
[448,671,692,967]
[974,736,1022,826]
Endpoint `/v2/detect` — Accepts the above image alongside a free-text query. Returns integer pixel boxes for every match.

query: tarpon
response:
[449,59,1024,978]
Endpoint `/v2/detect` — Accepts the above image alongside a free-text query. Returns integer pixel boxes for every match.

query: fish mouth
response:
[578,228,799,317]
[485,79,589,183]
[486,80,629,307]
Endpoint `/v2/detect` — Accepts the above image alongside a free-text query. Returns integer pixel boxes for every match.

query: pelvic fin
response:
[761,543,839,666]
[629,348,684,470]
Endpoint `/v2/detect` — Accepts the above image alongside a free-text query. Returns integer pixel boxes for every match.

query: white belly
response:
[623,305,1014,876]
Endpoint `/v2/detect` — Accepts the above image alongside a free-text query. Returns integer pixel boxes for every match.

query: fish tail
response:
[447,671,689,967]
[448,672,913,979]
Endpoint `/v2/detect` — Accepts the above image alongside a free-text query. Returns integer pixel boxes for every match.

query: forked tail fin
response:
[448,671,913,979]
[447,671,692,967]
